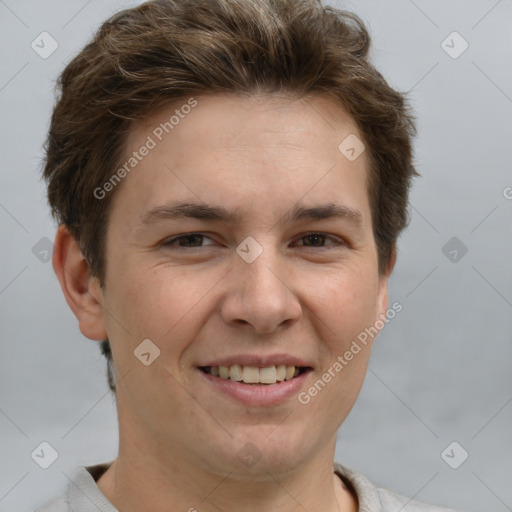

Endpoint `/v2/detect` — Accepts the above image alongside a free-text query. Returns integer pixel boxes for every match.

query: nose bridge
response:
[220,237,302,334]
[241,245,284,294]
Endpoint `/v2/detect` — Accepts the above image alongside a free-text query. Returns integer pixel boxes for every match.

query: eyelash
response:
[162,232,346,249]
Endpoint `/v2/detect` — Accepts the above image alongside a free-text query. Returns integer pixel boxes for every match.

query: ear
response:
[52,224,107,341]
[375,246,397,321]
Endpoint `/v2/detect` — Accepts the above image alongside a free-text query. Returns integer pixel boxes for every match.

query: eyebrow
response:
[140,202,363,227]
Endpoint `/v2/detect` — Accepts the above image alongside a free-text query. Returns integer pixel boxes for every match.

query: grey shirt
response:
[35,461,461,511]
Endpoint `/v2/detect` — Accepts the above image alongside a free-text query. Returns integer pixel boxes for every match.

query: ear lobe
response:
[52,224,107,341]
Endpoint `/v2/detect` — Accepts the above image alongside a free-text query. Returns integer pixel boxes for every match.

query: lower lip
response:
[198,369,311,407]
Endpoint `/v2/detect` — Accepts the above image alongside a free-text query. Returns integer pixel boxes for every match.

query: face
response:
[92,94,390,477]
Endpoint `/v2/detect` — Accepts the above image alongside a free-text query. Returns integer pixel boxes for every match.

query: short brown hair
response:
[43,0,417,393]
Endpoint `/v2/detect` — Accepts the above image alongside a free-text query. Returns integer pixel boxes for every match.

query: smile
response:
[199,365,311,385]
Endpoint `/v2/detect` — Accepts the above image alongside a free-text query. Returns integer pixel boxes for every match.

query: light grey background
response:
[0,1,511,511]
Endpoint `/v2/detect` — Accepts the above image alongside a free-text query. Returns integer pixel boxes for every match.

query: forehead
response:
[111,93,371,228]
[131,93,363,158]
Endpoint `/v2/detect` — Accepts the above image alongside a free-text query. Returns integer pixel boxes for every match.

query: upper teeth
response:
[207,365,300,384]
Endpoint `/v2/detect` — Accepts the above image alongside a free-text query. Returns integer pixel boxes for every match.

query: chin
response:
[202,429,312,479]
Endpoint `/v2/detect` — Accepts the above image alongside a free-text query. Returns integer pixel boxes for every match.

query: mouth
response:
[198,365,312,385]
[195,355,314,406]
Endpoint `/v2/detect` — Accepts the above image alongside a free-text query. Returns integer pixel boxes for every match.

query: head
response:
[44,0,416,477]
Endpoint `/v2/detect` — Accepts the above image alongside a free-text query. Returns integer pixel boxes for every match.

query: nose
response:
[219,246,302,335]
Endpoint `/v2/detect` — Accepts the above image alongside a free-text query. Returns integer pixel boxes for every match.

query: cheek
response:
[103,262,223,367]
[298,271,377,427]
[306,264,380,338]
[108,261,203,330]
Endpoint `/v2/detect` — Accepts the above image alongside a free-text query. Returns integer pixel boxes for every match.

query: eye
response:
[162,233,216,248]
[161,232,345,250]
[293,232,345,248]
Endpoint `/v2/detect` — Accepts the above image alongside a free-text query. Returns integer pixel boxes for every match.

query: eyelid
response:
[162,231,347,248]
[162,232,217,247]
[293,231,346,247]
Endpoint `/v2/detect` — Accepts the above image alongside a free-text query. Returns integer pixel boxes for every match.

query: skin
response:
[53,93,395,512]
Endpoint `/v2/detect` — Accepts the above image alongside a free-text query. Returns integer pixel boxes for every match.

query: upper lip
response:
[199,354,312,369]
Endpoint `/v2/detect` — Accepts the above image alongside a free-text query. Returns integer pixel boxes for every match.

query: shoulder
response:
[378,486,462,512]
[34,495,69,512]
[34,462,115,512]
[334,462,463,512]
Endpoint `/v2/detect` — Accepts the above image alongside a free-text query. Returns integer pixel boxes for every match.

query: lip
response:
[199,353,311,368]
[198,368,312,407]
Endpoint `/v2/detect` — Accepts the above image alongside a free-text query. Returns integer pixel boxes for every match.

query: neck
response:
[97,435,357,512]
